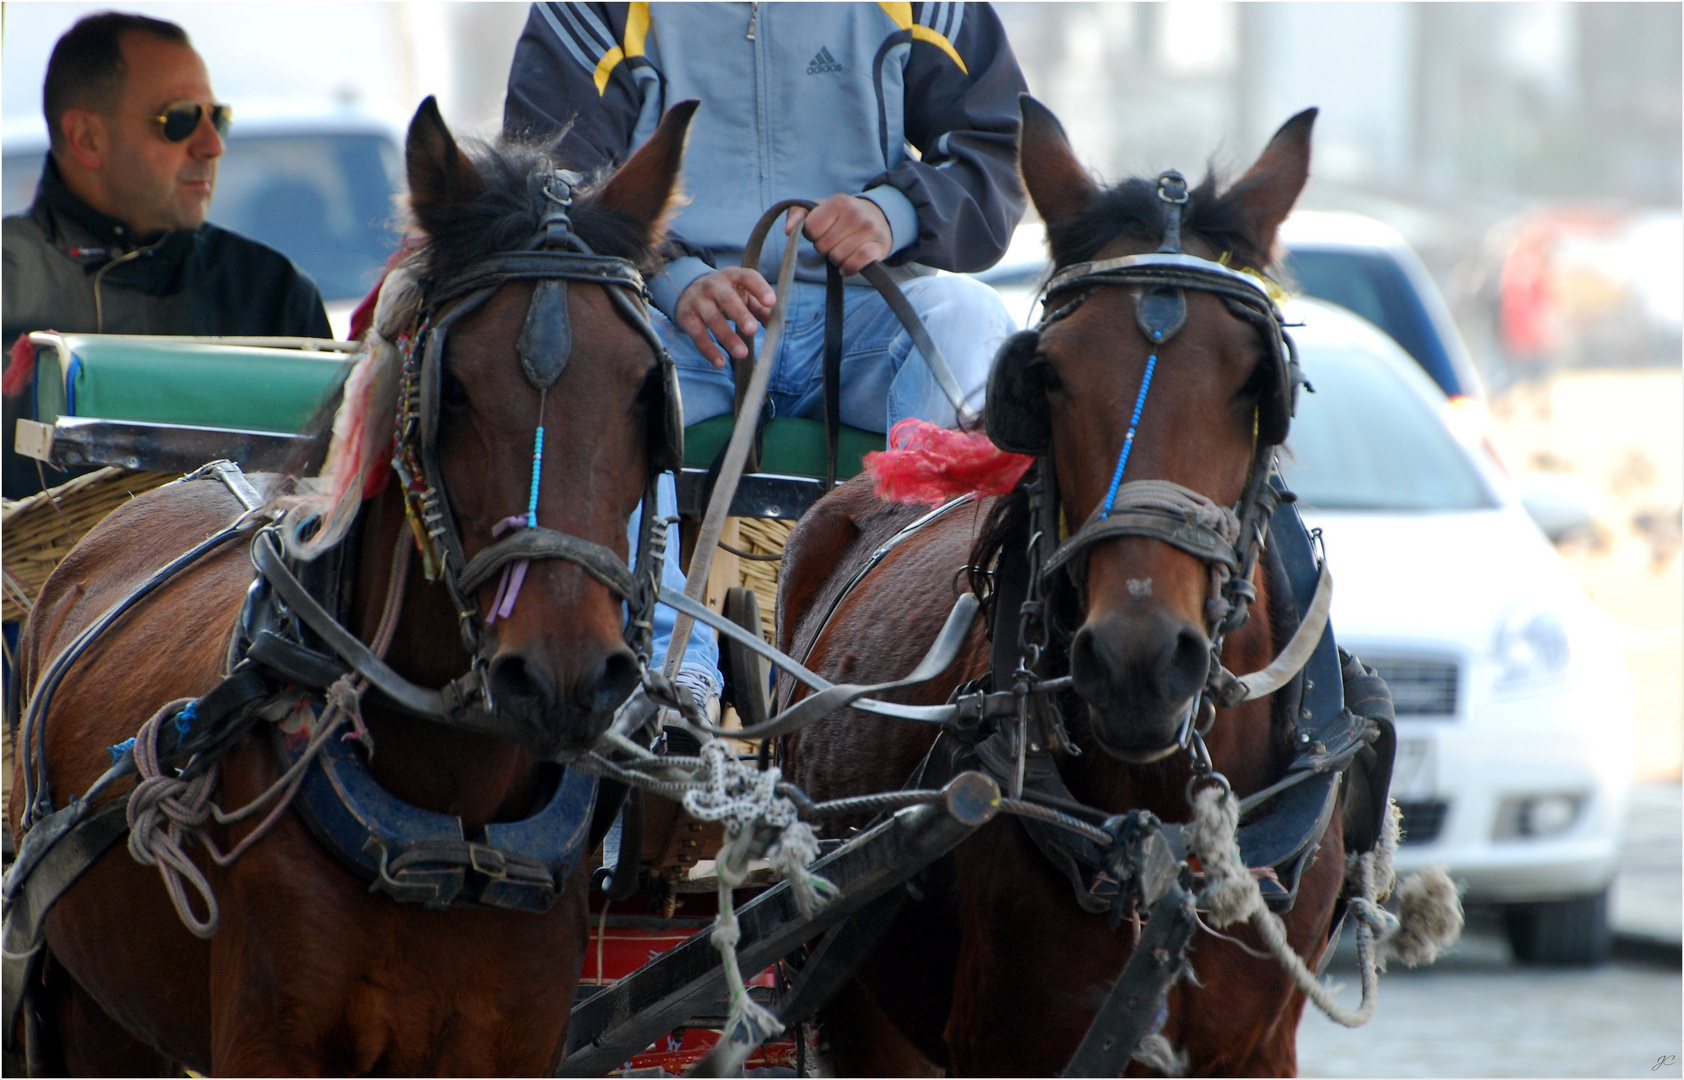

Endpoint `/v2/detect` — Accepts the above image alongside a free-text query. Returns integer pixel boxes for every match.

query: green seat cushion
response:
[682,415,884,479]
[30,334,355,433]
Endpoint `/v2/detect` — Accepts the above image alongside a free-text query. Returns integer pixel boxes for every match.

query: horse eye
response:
[441,369,470,411]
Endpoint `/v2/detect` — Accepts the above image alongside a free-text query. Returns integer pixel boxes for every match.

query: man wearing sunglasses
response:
[2,11,331,498]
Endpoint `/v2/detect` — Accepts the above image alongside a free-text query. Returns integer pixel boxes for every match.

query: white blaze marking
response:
[1127,577,1153,597]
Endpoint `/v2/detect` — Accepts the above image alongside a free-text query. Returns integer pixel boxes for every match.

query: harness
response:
[3,171,693,1009]
[782,172,1390,921]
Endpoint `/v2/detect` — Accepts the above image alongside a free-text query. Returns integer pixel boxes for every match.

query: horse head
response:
[995,96,1313,762]
[398,97,695,758]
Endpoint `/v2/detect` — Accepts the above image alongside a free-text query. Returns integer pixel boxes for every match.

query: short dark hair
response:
[43,12,192,153]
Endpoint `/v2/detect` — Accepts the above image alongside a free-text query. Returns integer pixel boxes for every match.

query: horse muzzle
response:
[487,644,641,760]
[1069,609,1208,761]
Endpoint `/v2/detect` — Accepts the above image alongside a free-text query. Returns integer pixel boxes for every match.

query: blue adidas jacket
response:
[504,2,1028,319]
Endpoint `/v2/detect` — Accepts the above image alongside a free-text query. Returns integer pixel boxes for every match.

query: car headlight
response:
[1493,607,1571,689]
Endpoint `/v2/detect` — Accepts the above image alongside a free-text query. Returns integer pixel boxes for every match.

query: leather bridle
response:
[258,170,684,746]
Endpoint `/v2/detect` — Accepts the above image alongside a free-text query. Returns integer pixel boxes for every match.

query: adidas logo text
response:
[806,46,843,75]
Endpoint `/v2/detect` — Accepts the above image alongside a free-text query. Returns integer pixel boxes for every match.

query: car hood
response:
[1298,505,1589,653]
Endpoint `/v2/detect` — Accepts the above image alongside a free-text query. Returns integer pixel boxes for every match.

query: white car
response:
[1280,298,1633,965]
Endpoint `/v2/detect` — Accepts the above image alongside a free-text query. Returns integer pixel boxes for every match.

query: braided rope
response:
[1185,788,1462,1028]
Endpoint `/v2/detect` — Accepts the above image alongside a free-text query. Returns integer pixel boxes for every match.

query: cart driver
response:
[2,11,331,499]
[505,1,1028,721]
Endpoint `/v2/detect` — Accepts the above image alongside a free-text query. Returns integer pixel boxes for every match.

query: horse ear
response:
[406,96,482,207]
[1018,94,1097,227]
[1224,108,1316,258]
[592,99,699,241]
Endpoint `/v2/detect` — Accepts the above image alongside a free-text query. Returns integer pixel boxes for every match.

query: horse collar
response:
[275,707,598,911]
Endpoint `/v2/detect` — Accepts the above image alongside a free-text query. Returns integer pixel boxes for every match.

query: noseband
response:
[986,171,1309,772]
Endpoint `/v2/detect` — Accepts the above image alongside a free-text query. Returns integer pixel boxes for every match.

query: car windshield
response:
[1279,335,1496,512]
[2,130,400,302]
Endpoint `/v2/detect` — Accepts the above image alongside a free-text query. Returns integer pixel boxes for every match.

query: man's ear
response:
[59,109,107,171]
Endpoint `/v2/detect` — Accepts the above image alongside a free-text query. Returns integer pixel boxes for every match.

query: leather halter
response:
[259,170,682,748]
[997,171,1309,769]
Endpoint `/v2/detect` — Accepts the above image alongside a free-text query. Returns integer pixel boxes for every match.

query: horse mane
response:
[276,136,659,562]
[411,137,665,281]
[1046,169,1275,275]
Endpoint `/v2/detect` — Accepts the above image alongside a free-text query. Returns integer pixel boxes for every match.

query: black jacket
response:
[2,158,331,497]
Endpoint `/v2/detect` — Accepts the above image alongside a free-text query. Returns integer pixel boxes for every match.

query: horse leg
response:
[32,951,176,1077]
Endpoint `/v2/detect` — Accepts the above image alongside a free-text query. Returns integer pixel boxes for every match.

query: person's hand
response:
[674,267,776,367]
[792,194,893,276]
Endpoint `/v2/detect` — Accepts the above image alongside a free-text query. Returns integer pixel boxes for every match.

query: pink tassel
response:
[486,516,531,625]
[865,419,1034,506]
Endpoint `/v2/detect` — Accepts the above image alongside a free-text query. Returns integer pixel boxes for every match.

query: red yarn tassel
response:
[865,419,1033,506]
[3,333,41,398]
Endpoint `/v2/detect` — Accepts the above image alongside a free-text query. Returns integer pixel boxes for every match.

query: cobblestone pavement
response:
[1299,783,1682,1077]
[1613,783,1682,945]
[1297,916,1680,1078]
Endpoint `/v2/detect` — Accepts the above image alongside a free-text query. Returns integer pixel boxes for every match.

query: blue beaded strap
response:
[526,390,547,529]
[1100,354,1158,518]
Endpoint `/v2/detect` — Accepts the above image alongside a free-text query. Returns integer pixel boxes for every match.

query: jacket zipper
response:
[90,234,168,332]
[747,2,757,40]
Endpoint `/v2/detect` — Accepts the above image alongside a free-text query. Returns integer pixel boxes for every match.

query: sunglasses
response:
[151,101,233,143]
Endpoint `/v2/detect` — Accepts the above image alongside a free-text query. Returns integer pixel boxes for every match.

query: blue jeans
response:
[640,274,1014,696]
[631,472,719,695]
[663,274,1015,433]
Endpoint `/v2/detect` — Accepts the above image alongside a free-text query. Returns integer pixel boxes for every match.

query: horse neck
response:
[1061,563,1288,822]
[347,483,545,830]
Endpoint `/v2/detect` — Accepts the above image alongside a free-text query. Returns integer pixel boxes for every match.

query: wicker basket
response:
[731,517,795,642]
[2,468,177,623]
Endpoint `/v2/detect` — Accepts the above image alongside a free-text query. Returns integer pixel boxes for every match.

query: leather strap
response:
[1045,507,1242,579]
[823,261,844,491]
[457,526,637,599]
[252,531,509,738]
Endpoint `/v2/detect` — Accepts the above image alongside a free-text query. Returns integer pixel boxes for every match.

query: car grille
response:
[1396,800,1450,845]
[1363,657,1459,717]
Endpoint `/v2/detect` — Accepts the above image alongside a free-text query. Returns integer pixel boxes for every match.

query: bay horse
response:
[7,97,695,1074]
[779,99,1353,1076]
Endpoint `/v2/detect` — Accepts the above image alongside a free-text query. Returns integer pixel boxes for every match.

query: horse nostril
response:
[1069,626,1116,709]
[1160,626,1210,702]
[576,649,642,718]
[489,652,556,717]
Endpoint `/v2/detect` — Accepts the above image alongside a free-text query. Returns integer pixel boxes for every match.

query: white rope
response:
[677,738,839,1074]
[1185,788,1463,1029]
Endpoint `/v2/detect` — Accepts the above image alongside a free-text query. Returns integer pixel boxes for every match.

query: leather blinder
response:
[985,330,1050,456]
[517,279,571,389]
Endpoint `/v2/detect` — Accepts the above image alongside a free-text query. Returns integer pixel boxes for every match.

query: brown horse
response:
[8,98,694,1074]
[779,99,1347,1076]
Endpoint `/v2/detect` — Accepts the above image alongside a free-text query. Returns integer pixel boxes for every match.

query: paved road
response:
[1298,783,1682,1078]
[1298,915,1680,1078]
